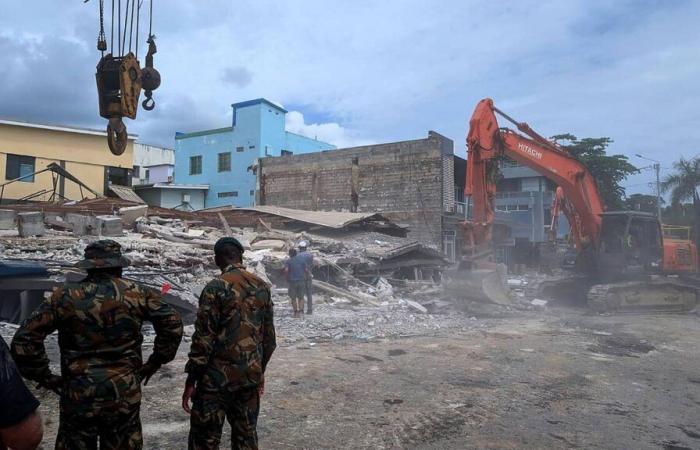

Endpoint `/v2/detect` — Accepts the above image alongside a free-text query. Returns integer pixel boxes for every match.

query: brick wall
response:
[259,131,454,248]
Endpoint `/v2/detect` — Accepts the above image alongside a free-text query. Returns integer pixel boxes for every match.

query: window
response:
[249,190,255,196]
[281,149,293,156]
[248,145,255,149]
[145,169,150,181]
[189,155,202,175]
[5,154,35,182]
[106,166,130,187]
[218,191,238,198]
[218,152,231,172]
[236,146,244,153]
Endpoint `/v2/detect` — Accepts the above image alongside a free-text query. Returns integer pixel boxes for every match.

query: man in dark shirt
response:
[0,336,43,450]
[285,248,306,317]
[297,241,314,314]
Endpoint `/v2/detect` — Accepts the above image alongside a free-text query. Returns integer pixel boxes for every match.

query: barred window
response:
[189,155,202,175]
[218,152,231,172]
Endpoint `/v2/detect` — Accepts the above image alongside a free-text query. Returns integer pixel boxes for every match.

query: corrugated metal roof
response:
[236,205,396,229]
[108,185,145,204]
[0,118,138,139]
[134,183,209,190]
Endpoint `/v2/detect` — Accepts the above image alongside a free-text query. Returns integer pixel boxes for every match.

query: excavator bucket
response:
[443,263,512,306]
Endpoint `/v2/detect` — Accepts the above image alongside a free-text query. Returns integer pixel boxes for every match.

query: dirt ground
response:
[16,305,700,450]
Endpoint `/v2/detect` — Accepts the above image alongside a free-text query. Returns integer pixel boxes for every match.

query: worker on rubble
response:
[285,248,305,317]
[182,237,277,450]
[11,239,184,450]
[298,240,314,314]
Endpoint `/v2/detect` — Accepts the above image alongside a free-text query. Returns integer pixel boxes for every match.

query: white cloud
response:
[1,0,699,198]
[285,111,373,149]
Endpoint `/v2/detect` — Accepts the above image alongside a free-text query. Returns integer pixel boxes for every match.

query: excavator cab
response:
[596,211,664,281]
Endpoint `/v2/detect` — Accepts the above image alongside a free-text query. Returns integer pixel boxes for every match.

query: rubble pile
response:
[1,200,457,330]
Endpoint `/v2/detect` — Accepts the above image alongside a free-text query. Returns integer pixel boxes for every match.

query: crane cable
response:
[135,0,142,59]
[117,0,121,56]
[110,0,115,54]
[97,0,106,56]
[121,0,129,56]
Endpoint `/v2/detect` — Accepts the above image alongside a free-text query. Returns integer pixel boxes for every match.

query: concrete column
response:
[96,216,123,236]
[0,209,16,230]
[17,212,45,237]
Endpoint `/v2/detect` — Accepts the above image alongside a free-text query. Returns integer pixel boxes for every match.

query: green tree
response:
[660,157,700,205]
[551,134,639,210]
[660,157,700,244]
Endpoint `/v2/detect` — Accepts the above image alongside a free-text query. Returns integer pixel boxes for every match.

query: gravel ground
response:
[3,305,700,449]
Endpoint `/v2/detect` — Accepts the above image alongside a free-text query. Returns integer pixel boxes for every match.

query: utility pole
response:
[654,161,661,220]
[636,154,662,220]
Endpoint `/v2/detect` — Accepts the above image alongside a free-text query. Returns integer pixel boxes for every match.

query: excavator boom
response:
[463,98,699,313]
[465,98,604,253]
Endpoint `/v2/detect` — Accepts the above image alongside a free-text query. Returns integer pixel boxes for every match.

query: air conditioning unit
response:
[182,193,191,203]
[167,176,173,183]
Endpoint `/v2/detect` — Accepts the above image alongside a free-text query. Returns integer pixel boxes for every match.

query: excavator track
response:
[587,279,698,314]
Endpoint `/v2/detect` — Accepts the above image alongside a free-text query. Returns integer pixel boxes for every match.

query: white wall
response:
[133,143,175,184]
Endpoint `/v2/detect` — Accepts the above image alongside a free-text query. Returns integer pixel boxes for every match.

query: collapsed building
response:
[0,198,450,324]
[254,131,469,263]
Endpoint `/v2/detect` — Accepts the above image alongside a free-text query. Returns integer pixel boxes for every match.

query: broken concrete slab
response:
[118,205,148,227]
[96,216,123,237]
[404,299,428,314]
[17,212,45,237]
[251,239,287,250]
[0,210,16,230]
[65,214,97,236]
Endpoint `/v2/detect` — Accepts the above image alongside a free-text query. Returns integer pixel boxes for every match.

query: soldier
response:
[11,239,183,450]
[182,237,276,450]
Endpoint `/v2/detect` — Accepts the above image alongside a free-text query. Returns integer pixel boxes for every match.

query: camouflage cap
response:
[75,239,130,269]
[214,237,244,255]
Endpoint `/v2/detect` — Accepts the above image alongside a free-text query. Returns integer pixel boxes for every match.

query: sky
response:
[1,0,699,196]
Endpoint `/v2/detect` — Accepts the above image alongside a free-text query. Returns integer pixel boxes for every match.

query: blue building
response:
[174,98,336,208]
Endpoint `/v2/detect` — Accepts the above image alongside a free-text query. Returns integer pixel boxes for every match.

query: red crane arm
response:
[465,98,604,251]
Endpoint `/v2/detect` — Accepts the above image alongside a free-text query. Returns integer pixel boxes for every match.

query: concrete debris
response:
[118,205,149,226]
[0,202,455,325]
[96,216,123,237]
[17,212,45,237]
[0,210,17,230]
[403,299,428,314]
[530,299,548,307]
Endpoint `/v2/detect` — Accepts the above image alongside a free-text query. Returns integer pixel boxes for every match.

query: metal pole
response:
[655,162,662,220]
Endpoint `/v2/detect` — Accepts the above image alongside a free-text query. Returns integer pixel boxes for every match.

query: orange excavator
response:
[464,98,699,312]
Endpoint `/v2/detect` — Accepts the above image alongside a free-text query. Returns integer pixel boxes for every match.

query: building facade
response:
[0,119,135,203]
[134,183,208,210]
[256,131,462,257]
[174,98,336,208]
[494,159,572,243]
[132,143,175,185]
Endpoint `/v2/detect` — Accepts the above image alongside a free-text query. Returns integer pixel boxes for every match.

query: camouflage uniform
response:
[11,240,183,450]
[186,262,276,450]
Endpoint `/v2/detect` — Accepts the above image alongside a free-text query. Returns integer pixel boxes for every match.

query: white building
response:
[132,143,174,185]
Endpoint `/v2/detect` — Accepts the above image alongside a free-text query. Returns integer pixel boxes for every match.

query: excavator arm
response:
[465,98,605,253]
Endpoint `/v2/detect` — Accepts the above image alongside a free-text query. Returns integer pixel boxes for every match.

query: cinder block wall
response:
[259,131,454,248]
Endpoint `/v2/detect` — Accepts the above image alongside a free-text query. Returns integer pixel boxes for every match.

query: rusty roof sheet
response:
[235,205,400,229]
[108,185,145,204]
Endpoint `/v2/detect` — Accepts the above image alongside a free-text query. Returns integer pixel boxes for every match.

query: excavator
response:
[464,98,699,313]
